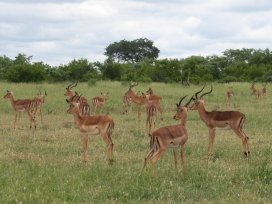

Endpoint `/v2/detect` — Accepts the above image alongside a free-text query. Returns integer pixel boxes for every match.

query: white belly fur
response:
[81,125,100,134]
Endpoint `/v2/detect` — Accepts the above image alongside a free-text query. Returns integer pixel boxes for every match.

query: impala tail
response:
[141,134,160,175]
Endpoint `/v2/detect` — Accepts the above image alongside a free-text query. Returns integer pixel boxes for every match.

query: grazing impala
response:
[3,90,37,129]
[190,85,250,159]
[66,98,114,163]
[123,82,138,114]
[141,95,194,177]
[92,92,108,113]
[146,88,163,120]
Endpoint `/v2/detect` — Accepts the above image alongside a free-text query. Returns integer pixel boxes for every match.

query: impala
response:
[66,99,114,163]
[92,92,108,113]
[140,93,158,134]
[262,83,267,96]
[141,95,193,177]
[33,90,47,122]
[129,91,150,121]
[146,88,163,120]
[123,82,138,114]
[226,87,233,106]
[190,85,250,159]
[3,90,37,129]
[250,83,262,100]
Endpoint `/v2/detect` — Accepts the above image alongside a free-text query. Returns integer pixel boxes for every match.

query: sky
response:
[0,0,271,66]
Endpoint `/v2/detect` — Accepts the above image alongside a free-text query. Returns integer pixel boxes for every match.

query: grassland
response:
[0,81,271,203]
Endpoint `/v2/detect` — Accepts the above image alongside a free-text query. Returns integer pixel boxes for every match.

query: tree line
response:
[0,38,272,83]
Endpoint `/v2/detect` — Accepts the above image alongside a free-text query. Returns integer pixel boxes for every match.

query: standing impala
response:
[33,90,47,122]
[226,87,233,106]
[3,90,37,129]
[123,82,138,114]
[141,95,193,177]
[140,93,158,134]
[190,85,250,159]
[92,92,108,113]
[250,83,262,100]
[146,88,163,120]
[66,98,114,163]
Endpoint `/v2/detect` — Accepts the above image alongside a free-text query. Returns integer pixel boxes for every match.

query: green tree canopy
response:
[105,38,160,63]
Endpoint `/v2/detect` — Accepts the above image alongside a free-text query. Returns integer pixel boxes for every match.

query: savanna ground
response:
[0,81,271,203]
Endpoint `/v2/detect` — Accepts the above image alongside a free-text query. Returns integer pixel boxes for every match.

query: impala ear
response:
[66,99,69,103]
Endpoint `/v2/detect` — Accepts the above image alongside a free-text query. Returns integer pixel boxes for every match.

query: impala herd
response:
[3,82,267,177]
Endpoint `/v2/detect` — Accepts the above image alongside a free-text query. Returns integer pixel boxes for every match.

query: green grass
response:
[0,81,271,203]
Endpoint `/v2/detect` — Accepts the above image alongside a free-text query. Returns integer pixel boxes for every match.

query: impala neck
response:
[197,103,210,123]
[181,112,187,127]
[72,107,82,126]
[8,94,16,108]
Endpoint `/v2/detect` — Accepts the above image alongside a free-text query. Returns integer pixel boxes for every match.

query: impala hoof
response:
[108,159,114,165]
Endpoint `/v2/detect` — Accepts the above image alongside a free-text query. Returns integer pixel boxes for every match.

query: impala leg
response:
[101,133,114,165]
[150,148,167,177]
[141,149,154,175]
[81,134,89,162]
[146,112,150,134]
[234,129,250,157]
[208,128,215,159]
[39,107,43,123]
[27,111,33,129]
[137,105,142,121]
[157,105,163,120]
[173,149,178,177]
[180,144,186,177]
[13,112,18,129]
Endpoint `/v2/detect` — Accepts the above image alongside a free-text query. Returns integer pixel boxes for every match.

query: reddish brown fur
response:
[141,96,190,177]
[3,90,37,129]
[191,86,250,158]
[67,101,114,163]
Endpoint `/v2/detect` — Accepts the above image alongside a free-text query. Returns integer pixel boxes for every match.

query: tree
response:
[105,38,160,63]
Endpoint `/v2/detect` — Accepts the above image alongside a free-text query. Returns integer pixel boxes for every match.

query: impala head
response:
[146,87,154,95]
[101,92,109,99]
[3,90,13,99]
[37,90,47,103]
[66,99,80,114]
[250,83,256,90]
[129,82,138,90]
[190,85,213,110]
[65,82,77,96]
[173,95,194,120]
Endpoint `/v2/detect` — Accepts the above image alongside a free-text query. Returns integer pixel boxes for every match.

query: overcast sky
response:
[0,0,271,66]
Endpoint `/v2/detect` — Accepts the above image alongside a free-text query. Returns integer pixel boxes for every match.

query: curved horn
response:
[185,95,195,107]
[200,85,213,98]
[195,84,206,99]
[177,95,188,107]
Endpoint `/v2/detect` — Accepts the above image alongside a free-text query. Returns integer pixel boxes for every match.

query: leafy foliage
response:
[105,38,160,63]
[1,48,272,83]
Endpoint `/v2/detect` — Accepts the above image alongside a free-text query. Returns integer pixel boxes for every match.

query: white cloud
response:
[0,0,271,65]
